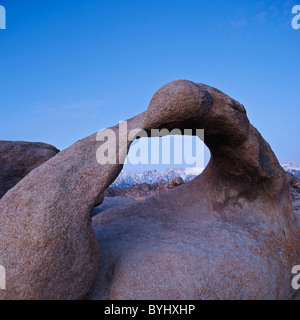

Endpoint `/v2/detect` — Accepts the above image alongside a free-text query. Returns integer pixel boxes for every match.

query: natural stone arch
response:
[88,81,300,299]
[0,80,299,300]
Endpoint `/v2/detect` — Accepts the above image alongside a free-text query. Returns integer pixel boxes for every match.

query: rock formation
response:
[0,141,59,199]
[0,80,299,300]
[99,179,300,230]
[104,177,184,200]
[101,182,300,230]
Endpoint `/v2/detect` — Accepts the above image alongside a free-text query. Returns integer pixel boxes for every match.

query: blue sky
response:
[0,0,299,172]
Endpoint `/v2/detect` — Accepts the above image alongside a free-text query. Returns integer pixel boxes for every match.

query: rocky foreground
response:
[0,80,299,300]
[97,177,300,230]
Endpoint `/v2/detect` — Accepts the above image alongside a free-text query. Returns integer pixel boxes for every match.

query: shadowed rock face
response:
[0,80,299,300]
[0,141,59,199]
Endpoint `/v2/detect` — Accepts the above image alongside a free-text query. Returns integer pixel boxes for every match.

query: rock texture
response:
[101,182,300,229]
[0,141,59,199]
[0,80,299,300]
[99,182,300,230]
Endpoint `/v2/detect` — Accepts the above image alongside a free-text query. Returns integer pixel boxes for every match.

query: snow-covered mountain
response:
[111,163,300,188]
[282,163,300,179]
[111,167,204,188]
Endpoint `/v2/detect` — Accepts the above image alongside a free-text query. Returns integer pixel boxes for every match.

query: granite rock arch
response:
[0,80,299,300]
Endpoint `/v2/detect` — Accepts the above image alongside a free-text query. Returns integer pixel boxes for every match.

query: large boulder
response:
[168,177,184,189]
[0,141,59,199]
[0,80,299,300]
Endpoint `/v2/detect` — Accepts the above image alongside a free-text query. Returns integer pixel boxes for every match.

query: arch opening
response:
[92,133,210,216]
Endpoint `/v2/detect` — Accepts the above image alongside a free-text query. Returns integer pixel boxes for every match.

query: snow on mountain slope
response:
[111,167,203,188]
[111,164,300,188]
[282,163,300,179]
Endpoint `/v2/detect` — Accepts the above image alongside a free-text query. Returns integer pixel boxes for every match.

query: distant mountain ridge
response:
[282,163,300,179]
[111,163,300,188]
[111,167,203,188]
